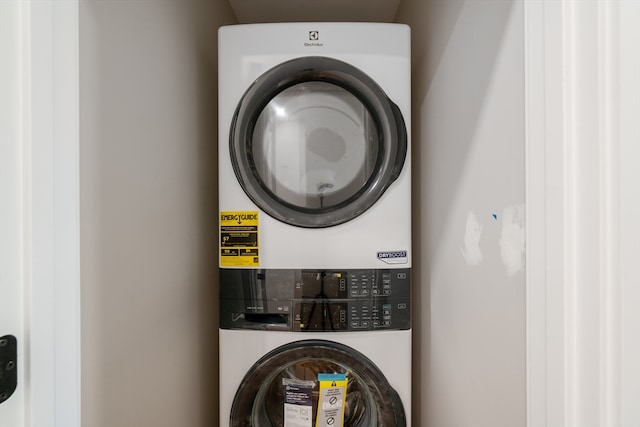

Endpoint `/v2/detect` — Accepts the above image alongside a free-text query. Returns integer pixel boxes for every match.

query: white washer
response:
[219,329,411,426]
[218,23,411,427]
[218,22,411,270]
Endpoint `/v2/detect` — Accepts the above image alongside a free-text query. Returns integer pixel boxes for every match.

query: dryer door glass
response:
[229,340,406,427]
[252,82,378,210]
[230,56,407,228]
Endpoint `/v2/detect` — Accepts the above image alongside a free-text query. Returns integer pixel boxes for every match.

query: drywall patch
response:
[499,204,525,276]
[461,210,484,266]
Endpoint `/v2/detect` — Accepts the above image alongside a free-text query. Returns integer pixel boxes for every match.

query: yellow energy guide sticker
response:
[220,211,259,267]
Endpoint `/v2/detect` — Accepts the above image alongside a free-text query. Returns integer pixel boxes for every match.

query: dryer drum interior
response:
[230,340,406,427]
[230,56,407,228]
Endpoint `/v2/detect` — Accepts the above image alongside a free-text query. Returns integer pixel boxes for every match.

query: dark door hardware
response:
[0,335,17,404]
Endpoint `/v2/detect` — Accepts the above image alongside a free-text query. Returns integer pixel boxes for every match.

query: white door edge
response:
[525,1,640,426]
[1,1,27,424]
[0,0,81,425]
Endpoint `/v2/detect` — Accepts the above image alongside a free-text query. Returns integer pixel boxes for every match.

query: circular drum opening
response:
[252,81,379,211]
[230,340,406,427]
[230,56,407,228]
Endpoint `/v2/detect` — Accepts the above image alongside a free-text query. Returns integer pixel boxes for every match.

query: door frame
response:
[525,1,640,426]
[0,0,81,425]
[0,0,27,423]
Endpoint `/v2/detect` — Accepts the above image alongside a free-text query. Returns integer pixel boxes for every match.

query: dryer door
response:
[230,56,407,228]
[229,340,406,427]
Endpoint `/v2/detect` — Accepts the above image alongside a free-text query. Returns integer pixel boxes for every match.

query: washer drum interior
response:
[229,340,406,427]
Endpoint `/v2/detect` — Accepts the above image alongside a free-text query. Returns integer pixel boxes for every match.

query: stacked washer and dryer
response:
[218,23,411,427]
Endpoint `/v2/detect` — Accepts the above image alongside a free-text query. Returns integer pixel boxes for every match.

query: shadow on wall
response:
[80,1,236,426]
[195,3,225,424]
[395,0,518,426]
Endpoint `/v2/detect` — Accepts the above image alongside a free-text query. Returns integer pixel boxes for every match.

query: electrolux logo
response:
[305,30,324,47]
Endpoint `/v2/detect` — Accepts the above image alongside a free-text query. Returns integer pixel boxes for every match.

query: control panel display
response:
[219,268,411,332]
[299,271,348,299]
[299,302,348,331]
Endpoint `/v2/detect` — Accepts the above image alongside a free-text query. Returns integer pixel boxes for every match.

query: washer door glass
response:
[230,56,407,228]
[229,340,406,427]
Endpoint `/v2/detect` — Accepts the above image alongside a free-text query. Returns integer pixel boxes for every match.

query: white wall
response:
[396,1,526,426]
[79,1,236,425]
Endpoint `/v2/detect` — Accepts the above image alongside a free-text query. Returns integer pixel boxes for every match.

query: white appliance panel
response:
[219,329,412,426]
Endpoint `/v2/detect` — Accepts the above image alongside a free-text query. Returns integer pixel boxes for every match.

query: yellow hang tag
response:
[315,373,347,427]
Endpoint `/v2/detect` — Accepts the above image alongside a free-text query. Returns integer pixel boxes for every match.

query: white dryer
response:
[218,23,411,427]
[218,22,411,270]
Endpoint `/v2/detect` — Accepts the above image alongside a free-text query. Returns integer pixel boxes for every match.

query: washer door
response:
[230,56,407,228]
[230,340,406,427]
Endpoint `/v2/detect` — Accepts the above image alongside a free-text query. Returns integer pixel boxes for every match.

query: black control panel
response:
[219,269,411,332]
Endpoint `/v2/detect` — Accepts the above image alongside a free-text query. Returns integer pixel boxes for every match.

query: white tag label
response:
[283,379,314,427]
